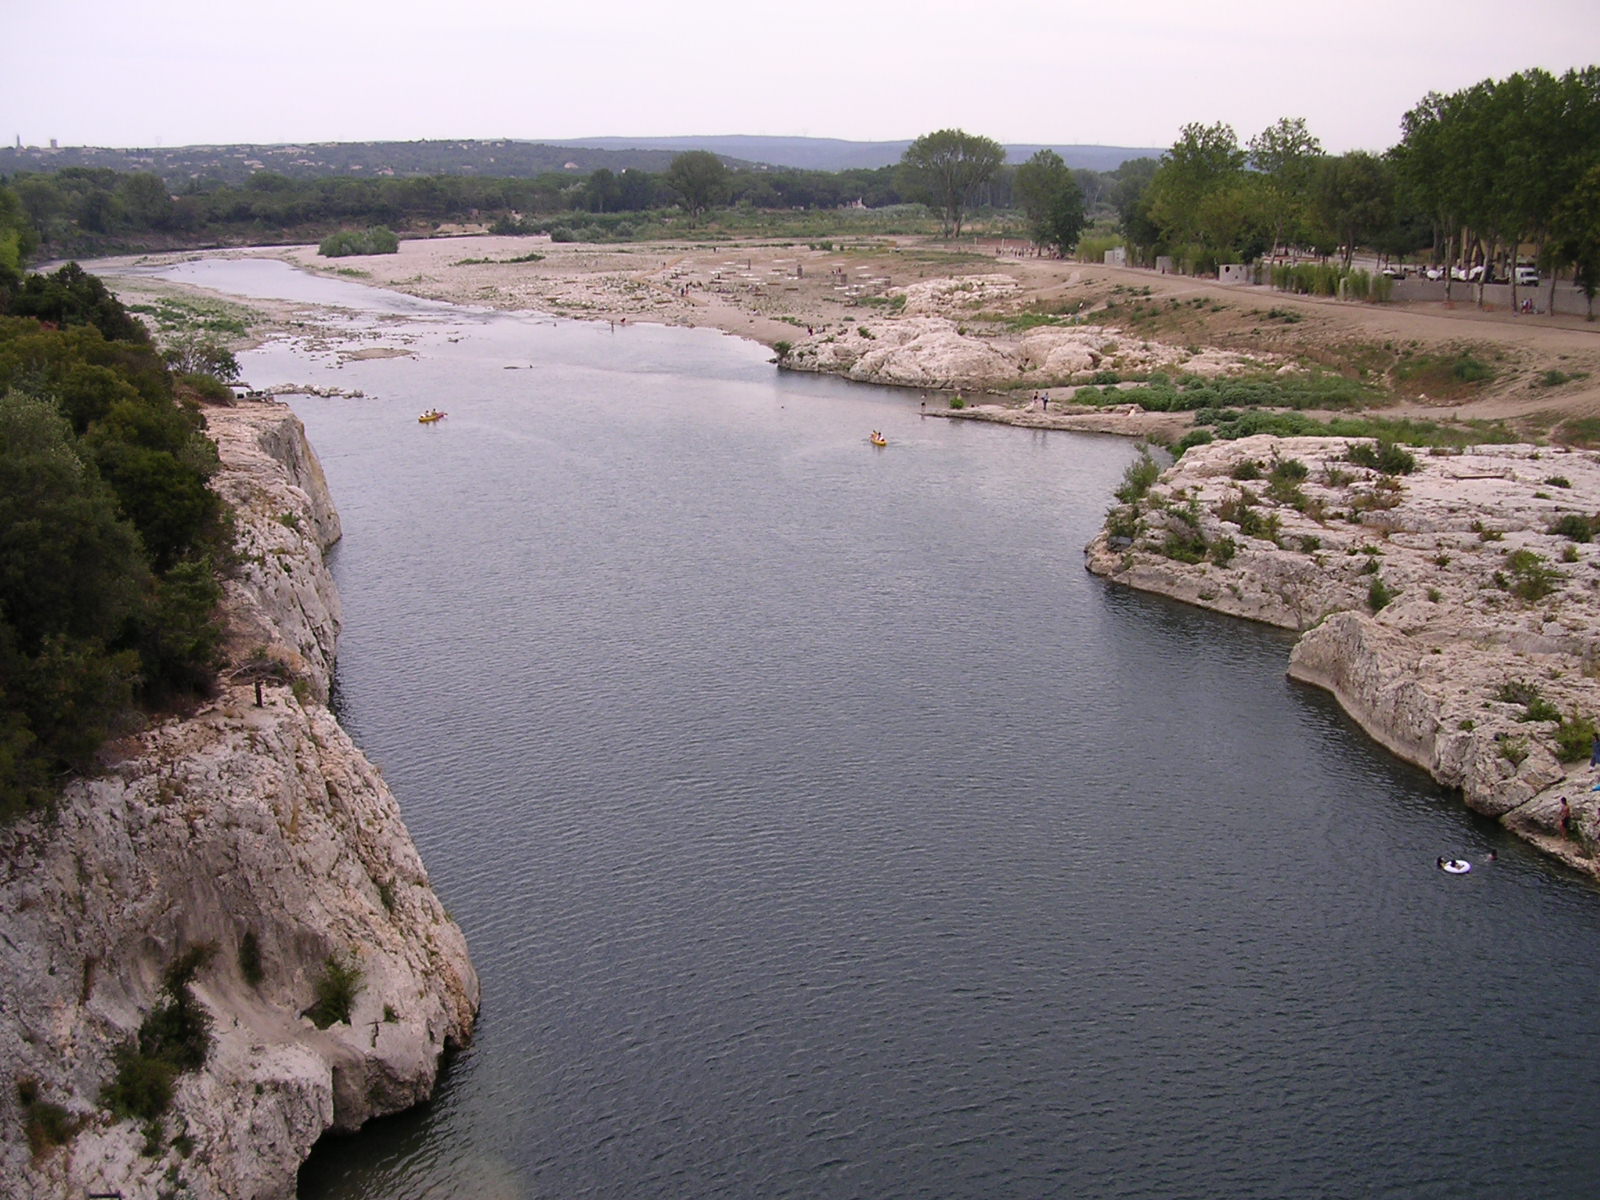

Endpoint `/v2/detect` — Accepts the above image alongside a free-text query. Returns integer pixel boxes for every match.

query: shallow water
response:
[156,259,1600,1199]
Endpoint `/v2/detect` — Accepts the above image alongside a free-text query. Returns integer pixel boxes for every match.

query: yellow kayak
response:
[870,434,887,446]
[418,410,447,423]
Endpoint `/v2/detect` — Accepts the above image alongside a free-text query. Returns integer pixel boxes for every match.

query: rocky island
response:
[0,400,479,1199]
[1085,434,1600,877]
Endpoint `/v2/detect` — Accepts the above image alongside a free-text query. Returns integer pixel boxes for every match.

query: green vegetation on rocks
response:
[100,946,215,1125]
[0,264,232,825]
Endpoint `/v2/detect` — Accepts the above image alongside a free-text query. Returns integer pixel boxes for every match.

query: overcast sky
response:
[5,0,1597,156]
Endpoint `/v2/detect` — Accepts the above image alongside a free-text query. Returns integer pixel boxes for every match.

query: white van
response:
[1515,266,1540,287]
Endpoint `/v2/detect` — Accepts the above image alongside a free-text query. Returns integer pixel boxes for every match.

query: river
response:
[132,258,1600,1198]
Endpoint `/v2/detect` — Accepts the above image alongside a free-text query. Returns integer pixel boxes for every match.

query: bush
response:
[101,1045,177,1123]
[100,945,214,1123]
[1555,716,1597,763]
[1495,680,1544,707]
[316,227,399,257]
[306,952,363,1029]
[1114,448,1161,504]
[1548,513,1598,542]
[1347,439,1417,475]
[1159,530,1209,563]
[18,1078,78,1158]
[1506,549,1562,602]
[1500,735,1530,765]
[1104,504,1142,540]
[1367,576,1395,611]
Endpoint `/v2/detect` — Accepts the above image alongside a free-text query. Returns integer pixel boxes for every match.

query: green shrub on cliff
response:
[1556,716,1598,763]
[306,952,364,1028]
[1114,447,1161,503]
[101,946,215,1125]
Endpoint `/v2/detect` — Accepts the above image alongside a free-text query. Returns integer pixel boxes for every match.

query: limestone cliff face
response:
[1085,435,1600,876]
[0,402,479,1199]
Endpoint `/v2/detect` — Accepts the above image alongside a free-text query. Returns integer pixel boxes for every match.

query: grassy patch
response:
[451,251,545,266]
[1391,349,1498,398]
[1172,409,1516,456]
[1554,416,1600,448]
[127,296,253,337]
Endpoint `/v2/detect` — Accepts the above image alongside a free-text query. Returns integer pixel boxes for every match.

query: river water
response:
[141,259,1600,1198]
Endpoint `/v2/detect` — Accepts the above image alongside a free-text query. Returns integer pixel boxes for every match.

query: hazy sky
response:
[6,0,1597,155]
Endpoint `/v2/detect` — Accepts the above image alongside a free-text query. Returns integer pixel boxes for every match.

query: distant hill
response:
[0,140,719,186]
[0,136,1162,186]
[544,135,1164,172]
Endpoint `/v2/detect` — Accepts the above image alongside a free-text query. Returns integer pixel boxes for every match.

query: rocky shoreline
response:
[1084,434,1600,879]
[0,400,478,1199]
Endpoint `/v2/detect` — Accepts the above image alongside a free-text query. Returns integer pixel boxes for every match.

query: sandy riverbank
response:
[93,233,1600,436]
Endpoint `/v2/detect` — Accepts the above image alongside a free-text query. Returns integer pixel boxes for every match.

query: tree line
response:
[1112,67,1600,303]
[0,160,914,256]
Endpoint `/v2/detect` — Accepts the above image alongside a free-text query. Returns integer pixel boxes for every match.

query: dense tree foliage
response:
[1312,152,1394,270]
[898,129,1006,238]
[663,151,731,217]
[1,162,911,257]
[0,266,230,823]
[1395,67,1600,297]
[1247,117,1324,257]
[1013,150,1087,255]
[1109,66,1599,288]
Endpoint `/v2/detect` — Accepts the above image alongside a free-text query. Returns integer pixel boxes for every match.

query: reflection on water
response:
[143,258,1600,1200]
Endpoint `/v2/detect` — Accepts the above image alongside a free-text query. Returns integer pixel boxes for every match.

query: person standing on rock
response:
[1589,732,1600,768]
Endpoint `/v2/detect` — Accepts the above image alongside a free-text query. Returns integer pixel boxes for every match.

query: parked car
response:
[1515,266,1540,286]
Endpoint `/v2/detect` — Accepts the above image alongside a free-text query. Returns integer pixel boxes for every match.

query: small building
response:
[1103,246,1127,267]
[1218,263,1250,285]
[1155,255,1174,275]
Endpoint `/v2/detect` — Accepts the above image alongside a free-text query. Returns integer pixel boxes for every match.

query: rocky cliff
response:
[1084,434,1600,876]
[0,401,479,1199]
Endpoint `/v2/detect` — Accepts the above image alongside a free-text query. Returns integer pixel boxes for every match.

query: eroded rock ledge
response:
[1,400,479,1199]
[1084,435,1600,878]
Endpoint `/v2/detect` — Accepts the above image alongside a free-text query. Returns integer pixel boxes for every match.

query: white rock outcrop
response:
[783,277,1279,391]
[0,401,479,1199]
[1085,435,1600,875]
